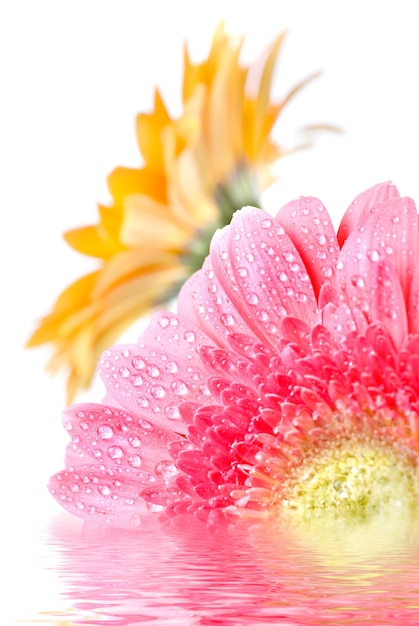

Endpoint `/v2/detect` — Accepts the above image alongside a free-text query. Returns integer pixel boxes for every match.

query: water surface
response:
[16,509,419,625]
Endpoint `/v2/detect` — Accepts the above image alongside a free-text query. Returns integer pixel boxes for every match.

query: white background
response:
[2,0,419,621]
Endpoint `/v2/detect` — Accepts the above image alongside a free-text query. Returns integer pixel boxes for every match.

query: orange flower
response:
[27,23,335,401]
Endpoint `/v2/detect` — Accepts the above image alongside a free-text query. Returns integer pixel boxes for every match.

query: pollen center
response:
[282,438,419,525]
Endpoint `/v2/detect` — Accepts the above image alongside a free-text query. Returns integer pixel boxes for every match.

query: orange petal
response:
[108,166,167,206]
[136,88,171,170]
[63,225,124,259]
[246,32,285,159]
[120,194,189,250]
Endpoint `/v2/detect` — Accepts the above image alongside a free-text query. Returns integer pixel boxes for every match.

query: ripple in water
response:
[23,508,419,625]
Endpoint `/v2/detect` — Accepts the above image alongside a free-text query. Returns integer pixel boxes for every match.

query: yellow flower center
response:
[282,438,419,525]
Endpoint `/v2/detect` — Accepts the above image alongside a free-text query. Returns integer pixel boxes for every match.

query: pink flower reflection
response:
[50,182,419,530]
[44,518,419,624]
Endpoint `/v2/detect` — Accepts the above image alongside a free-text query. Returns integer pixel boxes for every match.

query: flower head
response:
[27,23,335,401]
[50,182,419,533]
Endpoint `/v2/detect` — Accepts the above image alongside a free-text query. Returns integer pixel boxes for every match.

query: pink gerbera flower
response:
[49,182,419,531]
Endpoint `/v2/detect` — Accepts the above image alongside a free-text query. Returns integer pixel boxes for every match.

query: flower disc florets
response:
[282,437,419,522]
[49,182,419,532]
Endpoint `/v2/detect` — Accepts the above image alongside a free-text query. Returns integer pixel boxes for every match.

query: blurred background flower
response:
[26,22,337,401]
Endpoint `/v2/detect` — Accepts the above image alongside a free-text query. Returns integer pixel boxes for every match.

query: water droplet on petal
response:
[165,405,181,420]
[296,292,308,303]
[351,275,365,288]
[128,454,142,468]
[156,460,178,479]
[151,386,166,399]
[147,365,160,378]
[119,366,130,378]
[158,316,170,328]
[367,249,380,262]
[246,293,259,305]
[165,361,178,374]
[171,380,188,396]
[384,307,398,320]
[107,446,124,460]
[298,271,310,282]
[128,435,141,448]
[97,425,113,440]
[184,331,195,343]
[256,309,269,321]
[221,314,235,327]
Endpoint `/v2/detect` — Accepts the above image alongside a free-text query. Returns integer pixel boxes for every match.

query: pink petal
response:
[209,207,319,346]
[407,253,419,334]
[333,196,418,322]
[48,464,159,529]
[321,301,367,339]
[143,311,215,358]
[178,256,256,346]
[198,344,262,392]
[370,260,408,347]
[62,403,178,473]
[276,196,339,298]
[280,316,311,352]
[175,449,212,482]
[138,481,188,508]
[337,182,400,246]
[99,341,214,435]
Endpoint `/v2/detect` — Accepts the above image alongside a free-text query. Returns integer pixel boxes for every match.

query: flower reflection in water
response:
[33,514,419,625]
